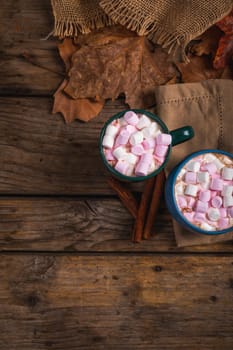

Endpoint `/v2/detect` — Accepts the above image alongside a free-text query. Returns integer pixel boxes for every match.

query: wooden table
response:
[1,1,233,349]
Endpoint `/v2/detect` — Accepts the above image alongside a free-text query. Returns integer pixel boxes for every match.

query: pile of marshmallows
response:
[102,111,171,177]
[175,153,233,231]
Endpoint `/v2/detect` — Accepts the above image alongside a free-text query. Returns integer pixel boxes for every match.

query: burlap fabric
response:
[154,79,233,247]
[51,0,233,60]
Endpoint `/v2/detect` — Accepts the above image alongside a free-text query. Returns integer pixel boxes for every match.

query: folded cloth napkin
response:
[154,79,233,247]
[51,0,233,60]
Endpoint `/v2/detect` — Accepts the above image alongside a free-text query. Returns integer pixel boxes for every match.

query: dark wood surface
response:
[0,1,233,349]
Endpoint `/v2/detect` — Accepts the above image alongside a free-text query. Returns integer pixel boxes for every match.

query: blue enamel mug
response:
[165,149,233,235]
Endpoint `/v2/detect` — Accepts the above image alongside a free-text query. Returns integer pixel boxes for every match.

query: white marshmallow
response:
[207,207,220,221]
[222,185,233,197]
[213,158,225,170]
[126,164,135,176]
[141,127,152,139]
[129,131,144,145]
[177,168,186,180]
[197,171,209,183]
[136,115,151,129]
[150,122,161,137]
[184,184,198,197]
[112,146,127,160]
[222,167,233,181]
[186,161,200,172]
[149,159,158,173]
[105,124,119,138]
[223,195,233,208]
[175,182,185,195]
[102,135,114,149]
[204,154,217,163]
[124,153,138,165]
[200,222,216,231]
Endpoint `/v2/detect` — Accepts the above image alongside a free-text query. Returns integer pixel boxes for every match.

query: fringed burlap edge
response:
[52,11,113,37]
[100,0,233,62]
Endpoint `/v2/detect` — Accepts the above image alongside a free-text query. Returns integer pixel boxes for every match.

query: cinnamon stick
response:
[143,170,166,239]
[107,176,139,219]
[132,177,156,242]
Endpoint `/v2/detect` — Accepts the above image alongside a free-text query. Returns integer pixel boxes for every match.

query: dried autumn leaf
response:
[188,26,223,57]
[65,29,177,109]
[53,38,105,123]
[53,79,104,123]
[176,55,223,83]
[214,9,233,69]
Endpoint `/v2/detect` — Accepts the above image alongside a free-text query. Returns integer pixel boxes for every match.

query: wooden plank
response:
[0,197,232,253]
[0,254,232,349]
[0,96,133,195]
[0,0,62,95]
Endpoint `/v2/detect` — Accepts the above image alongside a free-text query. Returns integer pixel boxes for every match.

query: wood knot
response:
[153,265,162,272]
[27,293,40,307]
[210,295,218,302]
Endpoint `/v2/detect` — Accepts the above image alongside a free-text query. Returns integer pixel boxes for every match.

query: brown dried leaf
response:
[53,79,104,123]
[65,29,177,109]
[58,38,78,71]
[188,26,223,57]
[176,55,223,83]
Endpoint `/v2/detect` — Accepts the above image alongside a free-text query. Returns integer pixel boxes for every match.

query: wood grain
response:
[0,97,133,195]
[0,254,232,350]
[0,197,232,253]
[0,0,62,95]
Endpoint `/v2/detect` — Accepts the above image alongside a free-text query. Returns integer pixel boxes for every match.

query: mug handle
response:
[170,126,194,146]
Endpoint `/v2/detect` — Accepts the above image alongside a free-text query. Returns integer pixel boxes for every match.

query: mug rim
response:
[99,109,172,182]
[170,149,233,235]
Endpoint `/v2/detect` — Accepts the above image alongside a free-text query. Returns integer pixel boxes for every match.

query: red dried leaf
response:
[213,9,233,69]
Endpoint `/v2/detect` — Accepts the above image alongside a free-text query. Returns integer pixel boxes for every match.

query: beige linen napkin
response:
[154,79,233,247]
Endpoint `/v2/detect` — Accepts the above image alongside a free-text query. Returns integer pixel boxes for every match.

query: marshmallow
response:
[207,207,220,221]
[141,127,152,139]
[219,217,229,229]
[114,130,130,147]
[185,172,197,184]
[222,185,233,197]
[149,159,158,173]
[210,178,223,191]
[219,208,227,217]
[102,134,114,149]
[199,190,211,202]
[150,122,161,137]
[175,182,185,195]
[184,184,198,197]
[187,197,196,209]
[211,196,222,208]
[142,138,156,150]
[186,161,201,172]
[222,167,233,181]
[213,158,225,170]
[131,144,144,156]
[197,171,209,183]
[135,153,153,176]
[200,222,216,231]
[154,145,168,157]
[202,162,217,174]
[112,146,127,160]
[154,154,165,165]
[194,212,206,223]
[156,133,172,146]
[124,153,138,165]
[123,111,139,125]
[126,164,135,176]
[195,200,208,213]
[115,160,129,175]
[177,168,186,180]
[129,131,144,146]
[105,124,119,138]
[204,153,217,163]
[223,195,233,208]
[227,207,233,218]
[104,149,115,161]
[183,212,194,221]
[136,114,151,129]
[177,195,187,208]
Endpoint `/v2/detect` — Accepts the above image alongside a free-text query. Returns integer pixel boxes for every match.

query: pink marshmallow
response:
[105,149,115,161]
[218,218,229,229]
[125,124,137,134]
[211,196,222,208]
[183,212,194,221]
[199,190,211,202]
[195,200,208,213]
[187,197,196,209]
[211,191,218,198]
[193,212,206,223]
[185,172,197,184]
[154,154,165,165]
[154,145,168,157]
[123,111,139,125]
[156,133,172,146]
[135,153,153,176]
[177,195,187,208]
[115,160,129,175]
[114,130,130,147]
[210,178,223,191]
[219,208,227,217]
[131,144,144,156]
[142,138,156,150]
[202,162,217,174]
